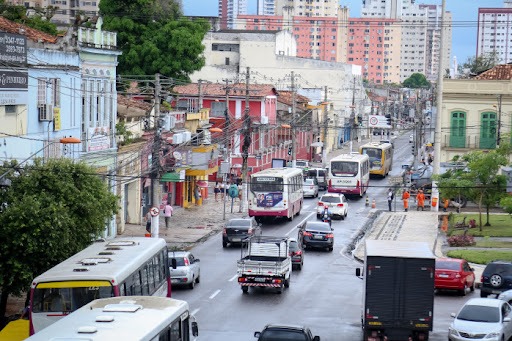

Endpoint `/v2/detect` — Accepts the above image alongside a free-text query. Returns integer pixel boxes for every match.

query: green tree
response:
[0,0,58,35]
[402,73,431,89]
[0,158,118,322]
[459,52,500,75]
[99,0,209,79]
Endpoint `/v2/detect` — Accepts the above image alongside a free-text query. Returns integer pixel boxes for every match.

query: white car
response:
[168,251,201,289]
[498,289,512,304]
[409,134,414,143]
[316,193,348,220]
[448,298,512,341]
[303,178,319,198]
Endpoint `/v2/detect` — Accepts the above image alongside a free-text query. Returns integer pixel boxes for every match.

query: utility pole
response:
[240,67,251,213]
[351,77,356,151]
[198,79,203,112]
[223,79,231,220]
[497,94,503,147]
[322,86,328,166]
[151,73,161,238]
[291,71,297,168]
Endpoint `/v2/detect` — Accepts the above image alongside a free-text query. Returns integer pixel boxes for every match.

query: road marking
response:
[303,204,311,210]
[209,289,221,299]
[285,211,315,236]
[228,274,238,282]
[191,308,200,316]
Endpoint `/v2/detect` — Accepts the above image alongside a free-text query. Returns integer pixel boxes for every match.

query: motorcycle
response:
[321,211,332,227]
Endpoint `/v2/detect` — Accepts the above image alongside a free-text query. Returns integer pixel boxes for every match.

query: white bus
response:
[327,153,370,197]
[29,238,171,335]
[248,167,304,222]
[25,296,198,341]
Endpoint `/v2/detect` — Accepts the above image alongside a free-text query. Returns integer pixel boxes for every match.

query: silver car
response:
[168,251,200,289]
[303,178,319,198]
[449,298,512,341]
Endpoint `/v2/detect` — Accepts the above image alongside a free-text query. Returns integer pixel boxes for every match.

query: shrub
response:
[447,234,476,247]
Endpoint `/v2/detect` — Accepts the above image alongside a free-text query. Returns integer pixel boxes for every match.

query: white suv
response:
[316,193,348,220]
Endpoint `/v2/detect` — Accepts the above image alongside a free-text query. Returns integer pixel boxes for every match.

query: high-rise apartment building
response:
[362,0,451,82]
[219,0,248,29]
[477,2,512,63]
[258,0,276,16]
[274,0,338,17]
[7,0,98,25]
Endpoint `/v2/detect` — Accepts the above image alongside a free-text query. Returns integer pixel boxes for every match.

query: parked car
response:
[316,193,348,220]
[409,134,414,143]
[498,289,512,304]
[168,251,200,289]
[435,258,475,295]
[307,168,327,190]
[254,324,320,341]
[288,237,304,270]
[222,217,261,248]
[448,298,512,341]
[481,260,512,298]
[298,221,334,252]
[303,178,319,198]
[295,160,310,170]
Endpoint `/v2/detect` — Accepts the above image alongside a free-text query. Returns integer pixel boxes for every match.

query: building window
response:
[450,111,466,148]
[37,78,47,105]
[480,112,497,149]
[5,105,16,114]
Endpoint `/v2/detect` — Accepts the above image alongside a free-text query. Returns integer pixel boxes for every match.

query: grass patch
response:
[475,239,512,248]
[447,249,512,264]
[449,213,512,237]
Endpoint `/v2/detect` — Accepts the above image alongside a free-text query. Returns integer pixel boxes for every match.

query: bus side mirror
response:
[192,321,199,336]
[355,268,362,279]
[171,258,177,269]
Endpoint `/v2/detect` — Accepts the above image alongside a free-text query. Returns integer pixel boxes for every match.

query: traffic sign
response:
[150,206,160,217]
[368,115,391,128]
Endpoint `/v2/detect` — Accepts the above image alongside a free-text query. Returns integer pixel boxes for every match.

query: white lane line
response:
[228,274,238,282]
[285,211,315,236]
[209,289,221,299]
[191,308,200,316]
[303,204,311,210]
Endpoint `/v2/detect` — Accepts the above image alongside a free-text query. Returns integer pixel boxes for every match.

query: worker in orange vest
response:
[402,189,410,212]
[416,189,425,211]
[443,198,450,212]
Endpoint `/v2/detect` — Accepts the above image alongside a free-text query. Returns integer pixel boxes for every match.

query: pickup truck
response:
[237,236,292,294]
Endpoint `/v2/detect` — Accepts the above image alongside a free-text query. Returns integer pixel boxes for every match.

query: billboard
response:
[0,32,28,105]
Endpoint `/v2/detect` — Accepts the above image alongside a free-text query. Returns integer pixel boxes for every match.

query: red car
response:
[435,258,475,295]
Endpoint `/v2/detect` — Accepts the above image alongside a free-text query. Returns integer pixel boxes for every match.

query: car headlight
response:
[448,327,459,337]
[486,331,501,338]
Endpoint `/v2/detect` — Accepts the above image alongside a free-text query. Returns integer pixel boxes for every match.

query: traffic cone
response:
[371,199,376,209]
[365,196,369,207]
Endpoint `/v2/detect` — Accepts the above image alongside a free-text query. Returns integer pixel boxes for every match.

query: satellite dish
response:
[173,151,182,160]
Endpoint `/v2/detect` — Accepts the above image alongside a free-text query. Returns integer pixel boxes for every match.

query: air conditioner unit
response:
[182,131,191,142]
[172,133,183,144]
[38,104,53,121]
[261,116,269,124]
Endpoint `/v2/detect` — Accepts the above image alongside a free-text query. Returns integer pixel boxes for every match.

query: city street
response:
[169,133,478,341]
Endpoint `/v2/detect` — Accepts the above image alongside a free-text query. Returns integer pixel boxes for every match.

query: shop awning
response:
[160,172,182,182]
[196,180,209,188]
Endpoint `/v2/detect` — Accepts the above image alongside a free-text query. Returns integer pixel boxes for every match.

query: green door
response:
[480,112,497,149]
[450,111,466,148]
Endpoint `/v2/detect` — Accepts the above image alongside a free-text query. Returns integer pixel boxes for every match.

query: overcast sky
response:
[183,0,505,64]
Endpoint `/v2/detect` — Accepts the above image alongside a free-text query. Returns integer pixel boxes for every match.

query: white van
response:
[306,168,327,191]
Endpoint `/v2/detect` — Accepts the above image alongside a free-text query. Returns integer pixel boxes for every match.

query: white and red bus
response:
[248,167,304,222]
[327,153,370,197]
[28,238,170,335]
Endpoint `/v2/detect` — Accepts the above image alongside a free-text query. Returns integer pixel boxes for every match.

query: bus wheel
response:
[288,213,294,222]
[242,286,249,294]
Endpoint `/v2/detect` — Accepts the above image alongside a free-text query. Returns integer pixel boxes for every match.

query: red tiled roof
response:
[277,90,310,106]
[475,64,512,80]
[173,83,276,98]
[117,94,152,118]
[0,16,58,43]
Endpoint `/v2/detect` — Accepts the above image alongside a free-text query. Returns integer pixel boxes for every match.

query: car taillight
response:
[303,231,313,237]
[337,203,344,207]
[184,258,190,266]
[481,275,484,282]
[326,233,334,238]
[294,250,302,256]
[329,179,332,186]
[317,202,324,206]
[222,228,227,235]
[356,180,360,188]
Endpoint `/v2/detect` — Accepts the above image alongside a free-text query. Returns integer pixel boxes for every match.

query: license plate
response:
[254,278,266,282]
[171,279,179,283]
[438,274,449,278]
[231,238,241,242]
[313,235,324,240]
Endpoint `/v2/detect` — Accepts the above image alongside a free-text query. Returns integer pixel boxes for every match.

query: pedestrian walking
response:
[144,211,151,233]
[220,182,225,200]
[194,185,201,205]
[416,189,425,211]
[402,188,410,212]
[163,202,173,229]
[214,182,221,202]
[387,188,394,212]
[237,181,242,202]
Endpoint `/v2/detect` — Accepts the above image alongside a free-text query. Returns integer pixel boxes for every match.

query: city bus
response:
[248,167,304,222]
[25,296,198,341]
[327,153,370,197]
[359,141,393,177]
[29,237,170,335]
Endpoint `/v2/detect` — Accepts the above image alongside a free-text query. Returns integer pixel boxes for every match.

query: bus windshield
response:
[331,161,358,176]
[251,176,284,192]
[32,283,114,313]
[361,147,382,160]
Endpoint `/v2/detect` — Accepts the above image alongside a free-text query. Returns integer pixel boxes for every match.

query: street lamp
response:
[0,137,81,184]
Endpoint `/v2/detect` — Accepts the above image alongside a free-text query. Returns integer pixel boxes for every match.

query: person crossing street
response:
[402,188,410,212]
[416,189,425,211]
